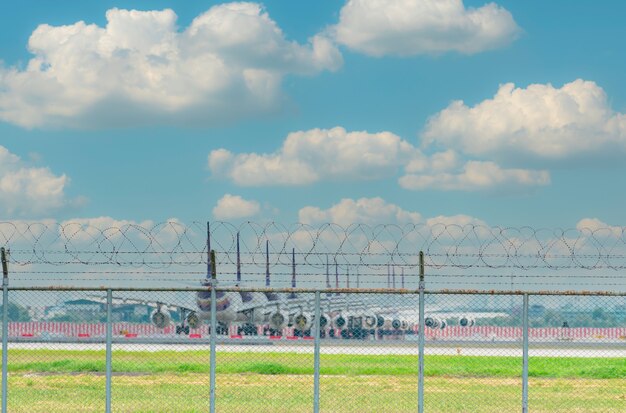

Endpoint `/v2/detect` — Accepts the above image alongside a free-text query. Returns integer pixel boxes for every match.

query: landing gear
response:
[208,323,229,336]
[291,329,312,337]
[175,308,190,335]
[268,328,282,337]
[241,323,257,336]
[217,322,229,335]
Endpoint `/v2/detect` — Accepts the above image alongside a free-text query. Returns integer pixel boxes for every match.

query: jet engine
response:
[319,313,330,329]
[425,317,447,329]
[293,312,313,331]
[269,309,289,330]
[331,313,347,329]
[375,315,401,330]
[151,306,172,329]
[362,312,378,329]
[459,316,475,327]
[346,313,363,329]
[186,312,201,329]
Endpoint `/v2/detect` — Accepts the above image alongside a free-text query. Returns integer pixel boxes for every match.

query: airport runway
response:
[7,339,626,357]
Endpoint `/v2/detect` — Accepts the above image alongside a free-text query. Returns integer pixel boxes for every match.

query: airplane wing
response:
[86,293,196,312]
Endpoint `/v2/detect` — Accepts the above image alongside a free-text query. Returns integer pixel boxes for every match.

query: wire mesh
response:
[6,290,107,412]
[216,291,316,412]
[1,284,4,409]
[108,290,211,412]
[319,292,420,412]
[528,294,626,412]
[0,286,624,412]
[424,293,523,412]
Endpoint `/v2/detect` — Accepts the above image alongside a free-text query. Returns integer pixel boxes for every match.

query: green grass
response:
[5,349,626,379]
[4,374,625,412]
[3,350,625,411]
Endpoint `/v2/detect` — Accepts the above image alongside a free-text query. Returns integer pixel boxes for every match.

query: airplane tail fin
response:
[335,257,340,296]
[206,222,215,281]
[326,255,332,296]
[210,250,217,280]
[289,248,297,299]
[264,240,279,302]
[236,232,241,285]
[265,240,270,287]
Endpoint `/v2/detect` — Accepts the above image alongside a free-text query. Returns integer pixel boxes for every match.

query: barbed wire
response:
[2,221,626,270]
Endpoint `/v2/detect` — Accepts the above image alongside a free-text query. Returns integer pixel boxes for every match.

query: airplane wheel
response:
[184,326,190,335]
[244,324,256,335]
[217,322,228,335]
[176,326,181,335]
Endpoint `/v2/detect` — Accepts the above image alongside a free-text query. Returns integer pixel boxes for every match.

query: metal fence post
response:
[418,251,425,413]
[105,288,112,413]
[2,247,9,413]
[522,293,529,413]
[313,290,321,413]
[209,282,217,413]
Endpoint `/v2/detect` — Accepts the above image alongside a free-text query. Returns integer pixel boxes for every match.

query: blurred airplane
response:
[102,229,487,339]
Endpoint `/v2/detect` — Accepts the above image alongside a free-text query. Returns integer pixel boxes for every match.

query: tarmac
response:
[7,337,626,357]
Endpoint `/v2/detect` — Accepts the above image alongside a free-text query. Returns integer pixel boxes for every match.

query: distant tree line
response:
[0,302,31,322]
[489,306,625,328]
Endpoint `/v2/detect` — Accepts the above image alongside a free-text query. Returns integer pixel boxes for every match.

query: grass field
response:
[3,349,625,412]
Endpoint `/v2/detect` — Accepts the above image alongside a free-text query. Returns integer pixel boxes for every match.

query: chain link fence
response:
[1,220,625,412]
[1,285,624,412]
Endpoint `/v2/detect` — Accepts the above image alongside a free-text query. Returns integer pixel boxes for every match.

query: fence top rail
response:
[6,285,626,296]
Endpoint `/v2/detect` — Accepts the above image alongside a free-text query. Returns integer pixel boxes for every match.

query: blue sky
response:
[1,0,625,230]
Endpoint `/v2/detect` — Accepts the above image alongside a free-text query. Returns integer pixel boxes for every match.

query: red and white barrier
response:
[423,326,626,341]
[7,322,626,341]
[8,322,206,337]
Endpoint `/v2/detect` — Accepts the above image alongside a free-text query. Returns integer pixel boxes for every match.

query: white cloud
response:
[58,217,188,244]
[59,217,155,230]
[0,146,77,217]
[213,194,261,220]
[425,214,488,228]
[331,0,519,57]
[0,3,342,128]
[400,160,550,191]
[576,218,623,238]
[299,197,422,226]
[209,126,550,192]
[209,127,418,186]
[423,79,626,161]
